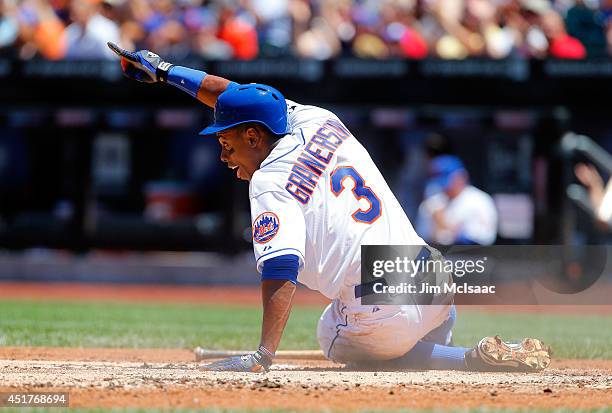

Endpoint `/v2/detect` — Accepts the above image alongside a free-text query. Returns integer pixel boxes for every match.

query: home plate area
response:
[1,349,611,410]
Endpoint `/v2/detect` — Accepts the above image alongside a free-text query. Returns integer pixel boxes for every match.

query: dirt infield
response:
[1,347,611,410]
[1,282,611,410]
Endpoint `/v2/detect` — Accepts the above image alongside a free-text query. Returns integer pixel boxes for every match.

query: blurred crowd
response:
[0,0,611,61]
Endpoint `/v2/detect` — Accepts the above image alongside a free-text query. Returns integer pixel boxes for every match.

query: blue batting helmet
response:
[199,83,289,136]
[428,155,467,190]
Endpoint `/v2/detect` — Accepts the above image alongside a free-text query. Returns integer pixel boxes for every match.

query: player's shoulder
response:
[250,168,287,198]
[464,185,495,204]
[250,135,301,199]
[286,99,340,130]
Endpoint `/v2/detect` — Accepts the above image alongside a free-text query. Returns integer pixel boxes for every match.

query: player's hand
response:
[575,163,605,208]
[107,42,173,83]
[200,348,273,372]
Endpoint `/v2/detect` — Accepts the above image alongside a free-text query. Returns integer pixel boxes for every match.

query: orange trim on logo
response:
[252,211,281,244]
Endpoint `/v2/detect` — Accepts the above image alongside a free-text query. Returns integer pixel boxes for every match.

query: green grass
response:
[0,300,610,359]
[452,310,612,359]
[0,300,319,350]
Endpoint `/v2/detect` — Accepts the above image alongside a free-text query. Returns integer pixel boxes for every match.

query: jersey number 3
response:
[331,166,382,224]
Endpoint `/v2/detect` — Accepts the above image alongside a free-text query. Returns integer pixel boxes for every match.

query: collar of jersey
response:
[259,132,302,169]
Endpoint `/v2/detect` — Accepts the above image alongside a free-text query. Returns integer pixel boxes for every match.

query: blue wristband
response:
[167,66,207,98]
[261,254,299,284]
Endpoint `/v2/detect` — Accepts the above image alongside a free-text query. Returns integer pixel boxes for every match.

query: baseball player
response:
[416,155,498,245]
[107,43,551,373]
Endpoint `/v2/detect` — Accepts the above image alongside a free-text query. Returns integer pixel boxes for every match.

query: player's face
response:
[217,126,262,181]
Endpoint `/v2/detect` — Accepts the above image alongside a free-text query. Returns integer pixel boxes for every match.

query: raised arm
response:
[197,75,234,108]
[107,42,234,108]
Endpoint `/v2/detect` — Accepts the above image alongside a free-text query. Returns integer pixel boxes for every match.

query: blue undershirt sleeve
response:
[261,254,300,284]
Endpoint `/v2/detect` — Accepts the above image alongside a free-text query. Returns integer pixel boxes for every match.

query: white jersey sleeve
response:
[250,188,306,274]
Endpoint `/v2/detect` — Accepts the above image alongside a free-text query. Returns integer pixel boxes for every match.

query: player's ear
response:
[245,126,263,148]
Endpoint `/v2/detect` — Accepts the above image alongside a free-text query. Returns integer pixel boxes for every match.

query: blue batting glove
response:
[200,347,273,372]
[107,42,173,83]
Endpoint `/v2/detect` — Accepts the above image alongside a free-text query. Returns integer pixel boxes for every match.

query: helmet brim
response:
[200,120,287,137]
[199,124,227,136]
[199,121,244,136]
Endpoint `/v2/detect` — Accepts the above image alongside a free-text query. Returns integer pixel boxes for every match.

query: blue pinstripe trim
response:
[261,144,300,168]
[327,305,348,360]
[256,247,303,265]
[299,128,306,145]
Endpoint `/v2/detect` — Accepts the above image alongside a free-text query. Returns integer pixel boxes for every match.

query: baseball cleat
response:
[469,335,551,372]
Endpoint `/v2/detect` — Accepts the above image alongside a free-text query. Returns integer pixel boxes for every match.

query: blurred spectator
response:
[295,1,342,60]
[64,0,120,59]
[0,0,19,55]
[139,0,189,58]
[416,155,498,245]
[2,0,611,60]
[186,4,233,59]
[17,0,66,59]
[520,0,553,58]
[604,0,612,54]
[541,8,586,59]
[248,0,292,56]
[431,0,488,59]
[218,5,258,59]
[565,0,607,57]
[575,163,612,226]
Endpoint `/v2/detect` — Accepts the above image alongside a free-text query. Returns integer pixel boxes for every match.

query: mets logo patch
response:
[253,212,280,244]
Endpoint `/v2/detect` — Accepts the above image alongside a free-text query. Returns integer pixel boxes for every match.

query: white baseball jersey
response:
[417,185,498,245]
[250,100,426,300]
